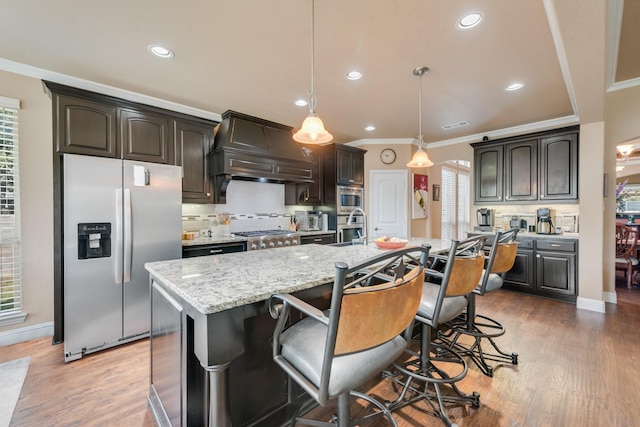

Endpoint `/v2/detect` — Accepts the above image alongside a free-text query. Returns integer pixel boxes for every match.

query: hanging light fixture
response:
[617,144,634,161]
[293,0,333,144]
[407,66,434,168]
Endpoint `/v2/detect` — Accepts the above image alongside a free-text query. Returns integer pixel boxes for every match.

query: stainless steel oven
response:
[337,215,365,243]
[337,185,364,215]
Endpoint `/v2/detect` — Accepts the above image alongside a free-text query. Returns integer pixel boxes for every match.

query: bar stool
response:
[385,235,486,427]
[440,228,519,377]
[270,245,430,426]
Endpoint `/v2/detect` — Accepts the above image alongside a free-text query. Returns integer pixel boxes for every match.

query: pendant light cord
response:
[308,0,317,114]
[418,71,423,149]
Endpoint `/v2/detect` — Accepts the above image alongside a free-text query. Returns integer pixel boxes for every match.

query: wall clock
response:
[380,148,396,164]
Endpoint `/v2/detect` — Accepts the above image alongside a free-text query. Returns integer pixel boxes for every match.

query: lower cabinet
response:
[502,237,577,302]
[182,242,246,258]
[300,233,336,245]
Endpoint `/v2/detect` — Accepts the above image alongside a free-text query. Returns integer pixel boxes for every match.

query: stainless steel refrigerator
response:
[63,153,182,362]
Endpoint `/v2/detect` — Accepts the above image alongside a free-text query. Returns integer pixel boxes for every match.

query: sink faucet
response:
[347,207,367,245]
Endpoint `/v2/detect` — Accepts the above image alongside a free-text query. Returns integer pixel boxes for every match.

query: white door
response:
[370,170,408,238]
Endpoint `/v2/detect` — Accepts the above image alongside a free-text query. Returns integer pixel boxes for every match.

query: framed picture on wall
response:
[412,173,428,219]
[433,184,440,201]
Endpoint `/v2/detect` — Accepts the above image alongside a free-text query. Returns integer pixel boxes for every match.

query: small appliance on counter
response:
[294,210,323,231]
[475,208,494,231]
[509,216,520,229]
[536,207,556,234]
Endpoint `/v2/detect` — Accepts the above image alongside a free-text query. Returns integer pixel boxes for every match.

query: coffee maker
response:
[536,208,556,234]
[475,208,494,231]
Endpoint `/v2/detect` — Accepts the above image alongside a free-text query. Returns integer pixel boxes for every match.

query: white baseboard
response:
[0,322,54,347]
[602,291,617,304]
[576,297,606,313]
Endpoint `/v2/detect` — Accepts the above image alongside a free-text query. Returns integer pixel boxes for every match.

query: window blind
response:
[0,101,21,318]
[442,167,456,241]
[442,163,471,241]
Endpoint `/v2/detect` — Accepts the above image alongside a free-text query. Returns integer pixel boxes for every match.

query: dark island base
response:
[182,284,333,426]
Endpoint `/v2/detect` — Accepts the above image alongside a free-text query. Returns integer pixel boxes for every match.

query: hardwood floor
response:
[3,276,640,426]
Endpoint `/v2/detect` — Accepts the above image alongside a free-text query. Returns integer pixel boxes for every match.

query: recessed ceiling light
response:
[505,82,525,91]
[457,12,484,30]
[365,125,375,131]
[295,99,308,107]
[346,71,362,80]
[148,45,174,58]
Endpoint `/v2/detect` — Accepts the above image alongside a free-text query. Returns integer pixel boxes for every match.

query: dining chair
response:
[439,228,519,377]
[269,245,430,426]
[615,223,639,289]
[385,235,486,427]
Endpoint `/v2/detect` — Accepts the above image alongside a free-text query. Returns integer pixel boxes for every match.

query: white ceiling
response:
[0,0,631,146]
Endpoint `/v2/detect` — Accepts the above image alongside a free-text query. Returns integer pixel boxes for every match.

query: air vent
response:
[441,120,470,130]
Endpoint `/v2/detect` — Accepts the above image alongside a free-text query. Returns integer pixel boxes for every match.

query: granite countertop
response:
[147,238,448,316]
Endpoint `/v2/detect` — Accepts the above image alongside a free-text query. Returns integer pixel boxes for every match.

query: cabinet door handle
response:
[313,238,322,242]
[550,244,561,247]
[536,254,540,258]
[209,249,223,254]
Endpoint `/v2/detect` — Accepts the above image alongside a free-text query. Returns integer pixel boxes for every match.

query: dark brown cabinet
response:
[46,81,219,203]
[120,109,172,164]
[474,145,503,203]
[175,119,214,203]
[502,237,577,303]
[535,239,577,300]
[336,146,365,186]
[539,132,578,201]
[52,94,118,158]
[300,233,336,245]
[472,126,579,204]
[504,140,537,202]
[182,241,246,258]
[285,146,323,205]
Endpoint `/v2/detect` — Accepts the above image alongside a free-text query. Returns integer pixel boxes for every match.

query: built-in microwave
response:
[337,185,364,215]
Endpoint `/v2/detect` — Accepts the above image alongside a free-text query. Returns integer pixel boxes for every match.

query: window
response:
[442,161,471,241]
[0,97,23,324]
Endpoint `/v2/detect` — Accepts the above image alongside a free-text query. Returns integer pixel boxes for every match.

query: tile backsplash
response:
[477,204,580,233]
[182,180,308,234]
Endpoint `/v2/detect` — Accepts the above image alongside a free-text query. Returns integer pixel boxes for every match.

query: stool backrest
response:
[477,227,519,294]
[335,264,424,355]
[445,255,485,297]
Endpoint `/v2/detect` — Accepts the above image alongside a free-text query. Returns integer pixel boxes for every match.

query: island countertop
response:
[146,238,449,316]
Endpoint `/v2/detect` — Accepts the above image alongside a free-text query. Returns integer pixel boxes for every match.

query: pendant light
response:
[407,66,434,168]
[293,0,333,144]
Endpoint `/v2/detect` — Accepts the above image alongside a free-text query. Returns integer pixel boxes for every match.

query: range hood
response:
[210,110,314,203]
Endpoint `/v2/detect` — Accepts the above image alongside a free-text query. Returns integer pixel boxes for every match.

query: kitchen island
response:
[145,238,448,427]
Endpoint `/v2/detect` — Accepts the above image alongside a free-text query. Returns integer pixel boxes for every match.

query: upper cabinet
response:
[471,126,579,204]
[474,145,503,203]
[504,139,538,202]
[539,133,579,201]
[46,81,218,202]
[120,109,172,164]
[285,145,324,205]
[52,94,119,158]
[175,119,214,203]
[336,146,365,186]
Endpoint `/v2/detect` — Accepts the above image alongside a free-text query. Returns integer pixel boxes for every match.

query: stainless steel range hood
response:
[210,110,314,203]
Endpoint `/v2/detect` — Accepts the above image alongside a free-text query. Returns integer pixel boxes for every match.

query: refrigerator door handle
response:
[124,188,132,283]
[115,188,123,285]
